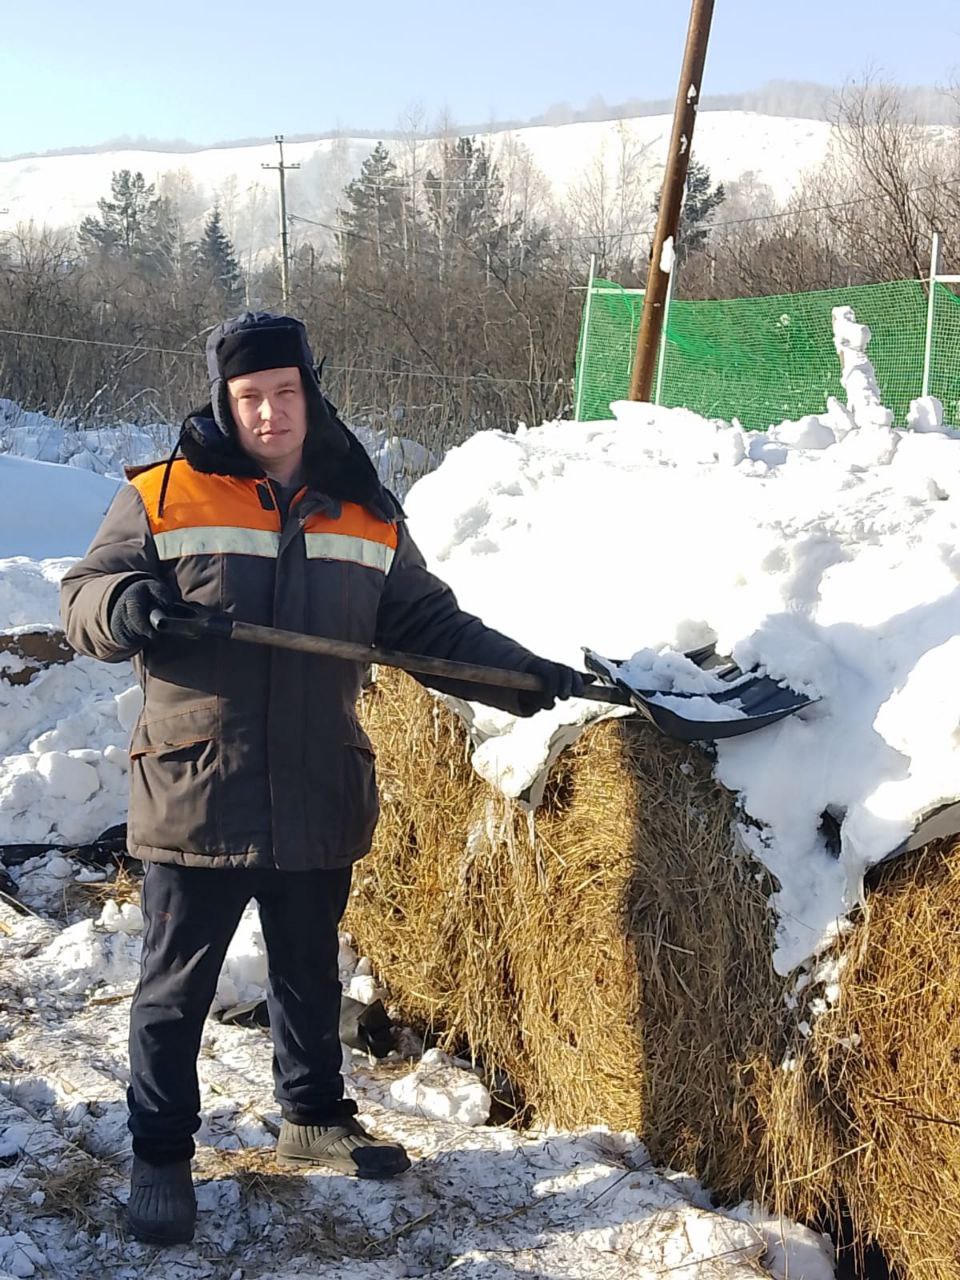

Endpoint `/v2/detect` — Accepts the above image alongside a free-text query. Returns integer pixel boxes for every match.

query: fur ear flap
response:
[211,378,235,439]
[302,377,349,457]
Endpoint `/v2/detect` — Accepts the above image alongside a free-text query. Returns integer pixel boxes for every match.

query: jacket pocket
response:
[340,731,379,857]
[128,702,221,855]
[129,701,219,758]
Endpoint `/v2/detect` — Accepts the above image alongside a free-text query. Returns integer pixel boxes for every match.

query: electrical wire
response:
[0,325,557,387]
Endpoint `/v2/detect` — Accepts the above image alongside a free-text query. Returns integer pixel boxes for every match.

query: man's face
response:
[227,366,309,474]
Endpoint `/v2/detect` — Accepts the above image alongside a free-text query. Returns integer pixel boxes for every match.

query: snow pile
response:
[29,916,143,997]
[388,1048,492,1126]
[98,899,143,933]
[404,307,960,972]
[0,559,79,631]
[0,659,135,846]
[0,455,119,558]
[0,398,176,477]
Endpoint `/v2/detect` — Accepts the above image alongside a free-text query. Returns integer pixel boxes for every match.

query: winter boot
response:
[125,1156,197,1245]
[276,1116,410,1178]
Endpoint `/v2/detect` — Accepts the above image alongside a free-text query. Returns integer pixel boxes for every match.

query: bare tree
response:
[562,120,654,277]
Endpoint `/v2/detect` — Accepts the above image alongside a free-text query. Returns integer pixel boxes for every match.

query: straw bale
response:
[352,671,960,1268]
[758,840,960,1279]
[351,670,789,1200]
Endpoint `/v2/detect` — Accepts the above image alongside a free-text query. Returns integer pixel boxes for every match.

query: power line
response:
[0,324,556,387]
[0,327,195,357]
[291,176,960,250]
[702,177,960,233]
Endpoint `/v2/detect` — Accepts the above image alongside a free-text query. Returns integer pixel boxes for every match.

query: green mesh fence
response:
[573,278,960,429]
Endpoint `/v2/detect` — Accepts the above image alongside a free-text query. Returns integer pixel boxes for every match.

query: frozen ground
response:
[0,870,833,1279]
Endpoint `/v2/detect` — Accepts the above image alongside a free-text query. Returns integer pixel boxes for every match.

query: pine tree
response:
[423,137,526,279]
[653,158,725,265]
[78,170,174,274]
[196,206,244,306]
[341,142,410,269]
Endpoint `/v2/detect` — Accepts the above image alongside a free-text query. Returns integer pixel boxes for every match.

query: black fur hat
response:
[205,311,347,458]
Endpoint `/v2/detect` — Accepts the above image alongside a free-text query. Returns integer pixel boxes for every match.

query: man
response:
[60,311,583,1246]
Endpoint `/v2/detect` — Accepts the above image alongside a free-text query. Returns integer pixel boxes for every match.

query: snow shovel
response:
[149,607,814,743]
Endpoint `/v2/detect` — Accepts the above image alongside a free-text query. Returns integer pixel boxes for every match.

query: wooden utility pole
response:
[262,135,300,309]
[630,0,715,401]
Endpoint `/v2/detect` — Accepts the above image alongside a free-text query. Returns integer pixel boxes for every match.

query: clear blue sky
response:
[4,0,959,156]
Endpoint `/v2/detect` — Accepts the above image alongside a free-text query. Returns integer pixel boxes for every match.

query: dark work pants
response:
[128,861,353,1164]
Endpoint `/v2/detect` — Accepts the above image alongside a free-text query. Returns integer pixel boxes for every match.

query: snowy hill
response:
[1,111,834,249]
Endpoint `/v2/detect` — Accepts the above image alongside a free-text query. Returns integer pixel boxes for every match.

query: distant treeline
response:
[1,81,958,455]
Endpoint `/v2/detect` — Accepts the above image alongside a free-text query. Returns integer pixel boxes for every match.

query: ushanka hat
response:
[205,311,341,449]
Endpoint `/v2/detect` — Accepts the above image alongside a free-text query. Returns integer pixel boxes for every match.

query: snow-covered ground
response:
[0,396,836,1275]
[0,877,832,1278]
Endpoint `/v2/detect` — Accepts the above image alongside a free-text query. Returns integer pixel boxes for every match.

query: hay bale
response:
[351,670,788,1199]
[354,670,960,1269]
[758,841,960,1279]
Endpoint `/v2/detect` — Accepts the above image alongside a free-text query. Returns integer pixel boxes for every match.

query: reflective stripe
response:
[154,526,281,560]
[304,532,395,573]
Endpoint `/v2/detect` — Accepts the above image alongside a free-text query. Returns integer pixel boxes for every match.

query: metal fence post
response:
[574,254,597,422]
[922,230,940,399]
[654,254,676,407]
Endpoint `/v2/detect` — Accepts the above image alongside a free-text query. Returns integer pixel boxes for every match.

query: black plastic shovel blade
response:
[582,647,815,742]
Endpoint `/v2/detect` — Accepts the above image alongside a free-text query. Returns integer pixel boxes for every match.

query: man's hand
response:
[109,578,179,651]
[516,656,587,716]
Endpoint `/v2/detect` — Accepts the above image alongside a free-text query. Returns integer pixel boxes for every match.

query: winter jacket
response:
[60,411,538,871]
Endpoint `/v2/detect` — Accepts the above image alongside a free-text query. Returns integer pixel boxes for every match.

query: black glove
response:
[516,656,587,717]
[109,578,179,650]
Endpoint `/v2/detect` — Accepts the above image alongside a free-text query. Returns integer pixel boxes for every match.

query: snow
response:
[388,1049,492,1126]
[0,398,432,500]
[659,234,675,274]
[0,889,833,1278]
[402,307,960,973]
[0,655,133,846]
[0,455,119,559]
[0,398,177,476]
